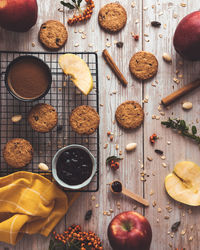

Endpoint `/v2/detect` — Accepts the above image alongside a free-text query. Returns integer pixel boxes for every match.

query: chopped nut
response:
[150,190,154,196]
[91,195,96,201]
[95,204,99,208]
[152,114,156,119]
[158,105,162,111]
[181,229,186,235]
[147,156,153,161]
[32,42,35,47]
[11,115,22,123]
[104,143,108,149]
[152,201,157,207]
[119,150,122,155]
[167,141,171,145]
[156,116,160,120]
[110,135,113,141]
[115,144,119,150]
[131,1,136,8]
[182,102,192,110]
[173,78,180,84]
[88,43,93,47]
[74,43,79,47]
[81,34,86,39]
[189,236,193,241]
[156,218,159,223]
[162,53,172,63]
[103,211,107,215]
[38,163,49,171]
[126,143,137,151]
[106,75,111,80]
[180,3,187,7]
[63,81,67,87]
[109,209,114,213]
[158,207,162,213]
[106,42,111,47]
[162,163,167,168]
[164,215,170,219]
[161,155,166,160]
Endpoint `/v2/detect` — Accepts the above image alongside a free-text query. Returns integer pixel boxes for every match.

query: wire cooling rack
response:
[0,51,99,192]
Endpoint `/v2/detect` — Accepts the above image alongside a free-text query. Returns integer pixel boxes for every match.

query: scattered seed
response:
[180,3,187,7]
[106,42,111,47]
[181,229,186,235]
[125,143,137,152]
[152,201,157,207]
[162,163,167,168]
[91,195,96,201]
[156,218,159,223]
[151,21,161,27]
[155,149,164,155]
[85,210,92,221]
[38,163,49,171]
[106,75,111,80]
[11,115,22,123]
[150,190,154,196]
[173,77,180,84]
[116,42,124,48]
[131,2,136,8]
[81,34,86,39]
[161,155,166,160]
[189,236,193,241]
[167,141,171,145]
[159,34,163,38]
[74,43,79,47]
[32,42,35,47]
[162,53,172,63]
[158,207,162,213]
[160,112,165,116]
[103,211,107,215]
[63,81,67,87]
[88,43,93,47]
[115,144,119,150]
[109,209,114,213]
[104,143,108,149]
[182,102,192,110]
[156,116,160,120]
[171,221,181,232]
[152,114,156,119]
[147,156,153,161]
[164,215,169,219]
[95,204,99,208]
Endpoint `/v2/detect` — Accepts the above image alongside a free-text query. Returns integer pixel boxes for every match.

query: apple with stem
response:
[108,211,152,250]
[0,0,38,32]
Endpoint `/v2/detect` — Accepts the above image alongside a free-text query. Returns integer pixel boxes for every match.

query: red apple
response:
[0,0,38,32]
[173,11,200,60]
[108,211,152,250]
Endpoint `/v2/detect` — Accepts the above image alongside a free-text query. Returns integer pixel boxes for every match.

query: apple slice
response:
[165,161,200,206]
[59,54,93,95]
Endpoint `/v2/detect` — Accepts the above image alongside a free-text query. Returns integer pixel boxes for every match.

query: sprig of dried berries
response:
[106,156,122,170]
[61,0,95,25]
[49,225,103,250]
[150,133,158,143]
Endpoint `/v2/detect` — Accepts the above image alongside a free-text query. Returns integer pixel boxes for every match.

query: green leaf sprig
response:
[161,118,200,145]
[60,0,82,10]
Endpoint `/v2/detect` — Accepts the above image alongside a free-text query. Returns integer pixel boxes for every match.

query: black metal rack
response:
[0,51,99,192]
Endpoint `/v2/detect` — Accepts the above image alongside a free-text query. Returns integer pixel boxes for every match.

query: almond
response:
[125,143,137,151]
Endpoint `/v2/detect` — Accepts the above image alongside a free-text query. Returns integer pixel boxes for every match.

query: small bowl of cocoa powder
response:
[5,55,52,102]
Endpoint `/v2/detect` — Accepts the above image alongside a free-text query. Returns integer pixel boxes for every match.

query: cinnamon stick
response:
[161,79,200,106]
[102,49,128,85]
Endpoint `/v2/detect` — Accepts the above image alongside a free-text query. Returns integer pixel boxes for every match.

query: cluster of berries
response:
[52,224,103,250]
[68,0,95,25]
[149,133,158,143]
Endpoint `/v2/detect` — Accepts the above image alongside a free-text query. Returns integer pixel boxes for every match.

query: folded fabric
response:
[0,171,79,245]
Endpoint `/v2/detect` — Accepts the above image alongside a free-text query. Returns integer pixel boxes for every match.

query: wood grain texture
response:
[0,0,200,250]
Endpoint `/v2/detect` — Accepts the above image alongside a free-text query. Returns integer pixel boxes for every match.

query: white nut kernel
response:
[162,53,172,63]
[182,102,192,110]
[125,143,137,151]
[11,115,22,123]
[38,163,49,171]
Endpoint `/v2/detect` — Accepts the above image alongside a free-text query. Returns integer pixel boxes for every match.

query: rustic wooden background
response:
[0,0,200,249]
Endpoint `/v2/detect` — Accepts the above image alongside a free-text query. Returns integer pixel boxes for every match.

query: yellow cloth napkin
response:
[0,171,79,245]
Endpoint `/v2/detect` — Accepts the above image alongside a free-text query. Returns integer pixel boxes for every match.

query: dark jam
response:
[56,148,93,185]
[111,181,122,193]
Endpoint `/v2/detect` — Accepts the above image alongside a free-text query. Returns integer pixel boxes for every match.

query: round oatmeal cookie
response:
[28,103,58,133]
[115,101,144,129]
[3,138,33,168]
[129,51,158,80]
[70,105,100,135]
[39,20,68,50]
[98,3,127,33]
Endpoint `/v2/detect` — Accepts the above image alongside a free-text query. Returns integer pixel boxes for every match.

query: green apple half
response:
[59,54,93,95]
[165,161,200,206]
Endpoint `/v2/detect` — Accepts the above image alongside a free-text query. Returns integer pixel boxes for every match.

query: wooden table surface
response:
[1,0,200,249]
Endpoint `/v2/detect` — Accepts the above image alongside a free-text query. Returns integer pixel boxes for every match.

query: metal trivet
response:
[0,51,99,192]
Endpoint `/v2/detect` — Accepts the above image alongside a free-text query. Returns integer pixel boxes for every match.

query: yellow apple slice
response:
[59,54,93,95]
[165,161,200,206]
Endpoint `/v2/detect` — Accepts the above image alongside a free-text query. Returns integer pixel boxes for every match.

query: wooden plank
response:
[142,1,200,250]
